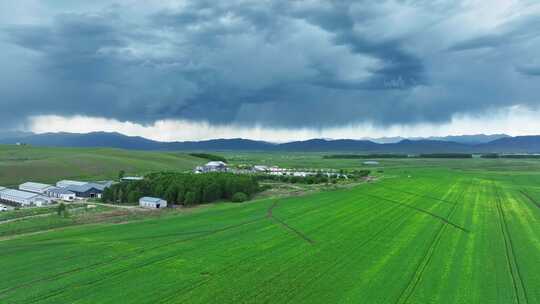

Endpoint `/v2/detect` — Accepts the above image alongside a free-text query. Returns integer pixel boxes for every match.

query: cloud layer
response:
[1,0,540,136]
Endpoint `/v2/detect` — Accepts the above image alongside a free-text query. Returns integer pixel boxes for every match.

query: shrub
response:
[232,192,248,203]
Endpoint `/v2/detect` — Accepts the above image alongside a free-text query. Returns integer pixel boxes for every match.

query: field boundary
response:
[267,201,315,245]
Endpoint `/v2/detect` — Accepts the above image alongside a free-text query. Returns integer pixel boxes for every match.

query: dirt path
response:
[0,207,89,225]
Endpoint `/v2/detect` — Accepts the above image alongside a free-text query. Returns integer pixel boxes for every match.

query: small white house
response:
[139,197,167,209]
[19,182,54,194]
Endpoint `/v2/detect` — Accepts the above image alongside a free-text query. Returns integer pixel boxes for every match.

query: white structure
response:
[19,182,54,194]
[121,176,144,182]
[45,187,76,202]
[195,161,229,173]
[56,180,88,188]
[139,197,167,209]
[363,161,380,165]
[252,165,269,172]
[0,189,52,206]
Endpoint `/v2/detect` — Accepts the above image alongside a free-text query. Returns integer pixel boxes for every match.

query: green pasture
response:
[0,145,204,186]
[1,157,539,303]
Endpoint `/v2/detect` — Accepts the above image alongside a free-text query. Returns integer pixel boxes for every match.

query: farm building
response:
[19,182,54,194]
[45,187,76,202]
[139,197,167,209]
[56,180,88,188]
[62,184,105,199]
[0,189,52,207]
[195,161,229,173]
[56,180,113,199]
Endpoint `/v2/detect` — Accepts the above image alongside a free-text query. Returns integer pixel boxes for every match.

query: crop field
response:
[1,158,539,303]
[0,145,204,186]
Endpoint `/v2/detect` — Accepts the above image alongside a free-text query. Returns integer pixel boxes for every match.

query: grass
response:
[0,145,205,186]
[0,157,539,303]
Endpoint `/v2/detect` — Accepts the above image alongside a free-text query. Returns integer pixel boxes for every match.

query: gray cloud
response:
[0,0,539,130]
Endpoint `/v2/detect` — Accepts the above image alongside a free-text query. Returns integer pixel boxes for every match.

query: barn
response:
[19,182,54,194]
[63,184,104,199]
[0,189,52,207]
[139,197,167,209]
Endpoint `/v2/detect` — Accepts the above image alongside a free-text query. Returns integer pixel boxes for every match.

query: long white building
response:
[56,180,88,188]
[0,189,52,206]
[19,182,54,194]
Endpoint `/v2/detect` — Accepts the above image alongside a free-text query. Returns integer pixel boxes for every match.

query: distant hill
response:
[366,134,509,144]
[426,134,510,144]
[476,136,540,153]
[1,132,539,153]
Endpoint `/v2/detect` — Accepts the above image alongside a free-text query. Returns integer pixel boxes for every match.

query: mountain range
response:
[0,132,539,153]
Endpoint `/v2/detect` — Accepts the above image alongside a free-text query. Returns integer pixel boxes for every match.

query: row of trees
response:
[102,172,259,206]
[323,154,408,159]
[481,154,540,159]
[256,170,370,185]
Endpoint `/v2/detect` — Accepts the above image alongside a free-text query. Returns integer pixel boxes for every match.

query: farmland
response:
[1,157,540,303]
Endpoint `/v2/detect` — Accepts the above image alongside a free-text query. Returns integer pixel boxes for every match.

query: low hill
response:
[0,145,205,186]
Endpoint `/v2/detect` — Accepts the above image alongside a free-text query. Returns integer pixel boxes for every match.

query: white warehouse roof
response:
[1,189,40,199]
[57,180,88,187]
[140,197,164,203]
[205,161,227,167]
[20,182,53,190]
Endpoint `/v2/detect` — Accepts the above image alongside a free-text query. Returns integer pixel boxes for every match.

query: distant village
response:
[194,161,350,178]
[0,160,361,212]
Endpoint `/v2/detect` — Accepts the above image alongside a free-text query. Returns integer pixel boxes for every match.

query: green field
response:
[0,145,204,186]
[1,157,540,303]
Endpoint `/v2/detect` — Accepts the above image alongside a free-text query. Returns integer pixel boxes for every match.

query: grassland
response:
[0,156,539,303]
[0,145,204,186]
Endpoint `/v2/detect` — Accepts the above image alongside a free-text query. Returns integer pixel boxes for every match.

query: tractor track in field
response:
[376,185,457,206]
[0,215,267,299]
[494,186,529,304]
[394,184,468,304]
[519,190,540,209]
[361,193,470,233]
[267,201,315,245]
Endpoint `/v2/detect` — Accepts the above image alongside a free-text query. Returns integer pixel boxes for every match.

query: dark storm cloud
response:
[0,0,539,129]
[516,65,540,76]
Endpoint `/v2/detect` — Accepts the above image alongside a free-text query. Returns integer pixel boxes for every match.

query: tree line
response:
[102,172,259,206]
[255,170,370,185]
[323,154,408,159]
[189,153,228,163]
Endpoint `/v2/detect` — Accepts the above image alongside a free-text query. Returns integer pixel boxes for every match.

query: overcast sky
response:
[1,0,540,141]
